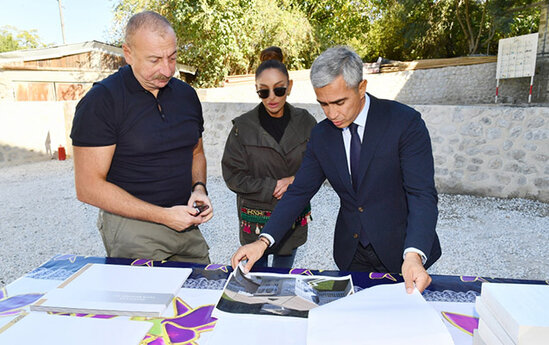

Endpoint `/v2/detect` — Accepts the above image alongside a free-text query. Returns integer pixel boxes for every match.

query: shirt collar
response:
[121,65,173,95]
[342,93,369,131]
[354,93,370,128]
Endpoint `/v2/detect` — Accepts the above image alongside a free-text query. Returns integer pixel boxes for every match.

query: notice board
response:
[496,33,539,79]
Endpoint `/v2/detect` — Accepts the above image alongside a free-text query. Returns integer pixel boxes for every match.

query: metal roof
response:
[0,40,196,75]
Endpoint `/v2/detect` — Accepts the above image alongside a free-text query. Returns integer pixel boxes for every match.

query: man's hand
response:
[273,176,295,199]
[401,252,432,294]
[187,186,213,223]
[231,240,269,273]
[162,205,204,231]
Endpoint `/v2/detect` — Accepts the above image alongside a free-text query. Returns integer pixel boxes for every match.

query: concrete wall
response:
[0,101,74,163]
[1,101,547,202]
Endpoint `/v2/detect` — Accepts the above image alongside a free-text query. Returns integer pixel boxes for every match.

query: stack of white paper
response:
[0,312,152,345]
[306,283,454,345]
[474,283,549,345]
[31,263,191,317]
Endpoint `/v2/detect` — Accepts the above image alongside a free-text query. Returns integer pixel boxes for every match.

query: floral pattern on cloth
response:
[441,311,479,336]
[0,288,44,317]
[135,297,217,345]
[240,203,312,235]
[43,297,217,345]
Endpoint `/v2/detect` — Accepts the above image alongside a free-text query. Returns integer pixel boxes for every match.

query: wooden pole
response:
[57,0,66,44]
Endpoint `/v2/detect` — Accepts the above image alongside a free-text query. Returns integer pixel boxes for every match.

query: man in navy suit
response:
[231,46,441,293]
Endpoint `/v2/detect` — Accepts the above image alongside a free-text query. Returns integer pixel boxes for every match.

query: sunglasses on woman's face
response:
[256,87,287,99]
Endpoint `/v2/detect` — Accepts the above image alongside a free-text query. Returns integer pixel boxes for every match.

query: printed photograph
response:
[215,265,353,318]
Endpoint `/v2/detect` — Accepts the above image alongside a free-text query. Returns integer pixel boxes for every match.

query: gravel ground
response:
[1,159,548,288]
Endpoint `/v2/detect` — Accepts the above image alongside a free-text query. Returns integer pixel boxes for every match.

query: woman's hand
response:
[273,176,295,199]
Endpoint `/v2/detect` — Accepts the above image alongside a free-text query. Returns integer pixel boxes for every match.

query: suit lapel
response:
[324,122,355,196]
[356,94,390,191]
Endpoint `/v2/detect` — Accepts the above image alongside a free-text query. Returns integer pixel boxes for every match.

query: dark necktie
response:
[350,122,369,247]
[349,123,361,190]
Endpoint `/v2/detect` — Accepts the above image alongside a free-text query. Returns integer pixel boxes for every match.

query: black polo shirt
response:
[70,65,203,207]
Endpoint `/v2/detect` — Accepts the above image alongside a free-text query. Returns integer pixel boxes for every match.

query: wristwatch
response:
[191,181,208,195]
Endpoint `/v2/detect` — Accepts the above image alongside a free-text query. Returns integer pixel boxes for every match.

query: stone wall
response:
[198,62,542,105]
[1,101,547,201]
[417,104,548,201]
[202,102,548,202]
[370,63,536,105]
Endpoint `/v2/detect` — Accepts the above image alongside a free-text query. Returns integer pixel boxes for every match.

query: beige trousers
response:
[97,210,210,264]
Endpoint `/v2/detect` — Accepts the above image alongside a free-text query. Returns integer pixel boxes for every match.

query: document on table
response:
[307,282,455,345]
[213,262,354,319]
[31,263,192,317]
[0,312,152,345]
[478,282,549,345]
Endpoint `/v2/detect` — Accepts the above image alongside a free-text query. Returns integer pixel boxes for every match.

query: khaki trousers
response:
[97,210,210,264]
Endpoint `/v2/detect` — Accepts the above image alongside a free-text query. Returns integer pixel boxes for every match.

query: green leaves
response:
[0,26,45,53]
[109,0,542,86]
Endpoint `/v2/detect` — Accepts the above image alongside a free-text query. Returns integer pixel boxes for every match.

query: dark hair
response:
[256,46,289,80]
[260,46,283,62]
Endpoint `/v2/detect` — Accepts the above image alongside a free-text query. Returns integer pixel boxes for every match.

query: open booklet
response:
[31,263,192,317]
[213,262,354,319]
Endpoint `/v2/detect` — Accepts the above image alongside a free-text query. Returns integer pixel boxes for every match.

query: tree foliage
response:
[289,0,373,51]
[110,0,543,86]
[0,26,44,53]
[362,0,540,60]
[112,0,315,87]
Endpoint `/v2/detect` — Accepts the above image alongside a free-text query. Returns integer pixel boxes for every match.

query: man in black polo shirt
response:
[70,11,212,263]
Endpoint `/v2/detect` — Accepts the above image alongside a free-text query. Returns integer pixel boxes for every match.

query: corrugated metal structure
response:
[0,41,197,101]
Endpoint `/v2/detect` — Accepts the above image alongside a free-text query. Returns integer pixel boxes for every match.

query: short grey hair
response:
[310,46,363,89]
[124,11,174,46]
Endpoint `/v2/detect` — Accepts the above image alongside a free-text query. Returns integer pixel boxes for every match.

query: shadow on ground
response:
[0,144,53,168]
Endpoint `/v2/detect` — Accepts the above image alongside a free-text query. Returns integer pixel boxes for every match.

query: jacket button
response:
[358,207,364,212]
[353,233,359,239]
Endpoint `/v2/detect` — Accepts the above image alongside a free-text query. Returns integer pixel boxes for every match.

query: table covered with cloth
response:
[1,255,547,344]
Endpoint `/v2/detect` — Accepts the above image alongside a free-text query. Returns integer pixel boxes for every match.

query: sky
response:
[0,0,117,46]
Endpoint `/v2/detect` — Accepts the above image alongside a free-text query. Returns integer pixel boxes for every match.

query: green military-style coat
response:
[221,103,317,255]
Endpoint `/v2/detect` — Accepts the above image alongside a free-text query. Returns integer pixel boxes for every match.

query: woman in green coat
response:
[221,47,317,268]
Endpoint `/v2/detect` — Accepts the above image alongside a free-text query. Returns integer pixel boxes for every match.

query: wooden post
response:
[57,0,66,44]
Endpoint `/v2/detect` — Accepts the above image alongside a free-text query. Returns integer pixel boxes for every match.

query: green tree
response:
[360,0,540,61]
[0,26,44,53]
[288,0,373,52]
[454,0,540,55]
[112,0,315,87]
[110,0,542,84]
[360,1,466,61]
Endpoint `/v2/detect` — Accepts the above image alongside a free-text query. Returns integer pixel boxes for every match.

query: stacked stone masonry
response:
[202,102,549,202]
[1,100,547,202]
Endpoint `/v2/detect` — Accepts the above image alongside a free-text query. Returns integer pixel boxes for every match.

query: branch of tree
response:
[507,1,546,13]
[473,2,487,54]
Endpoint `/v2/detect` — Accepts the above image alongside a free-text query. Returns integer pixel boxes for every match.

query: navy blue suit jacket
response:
[262,94,441,272]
